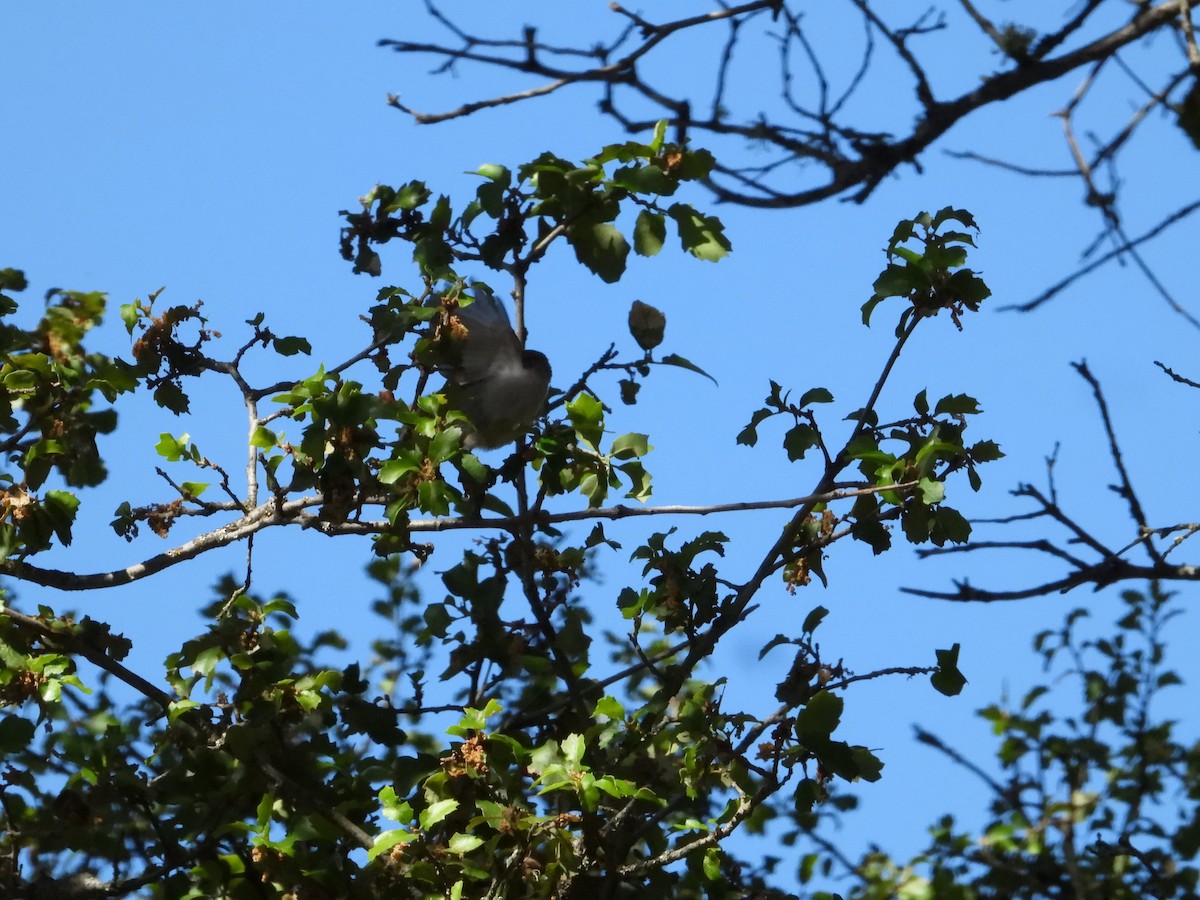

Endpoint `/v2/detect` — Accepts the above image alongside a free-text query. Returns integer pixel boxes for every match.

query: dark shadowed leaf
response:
[634,210,666,257]
[931,644,967,696]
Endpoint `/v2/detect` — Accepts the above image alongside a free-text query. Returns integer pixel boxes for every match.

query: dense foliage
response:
[4,2,1200,896]
[0,127,1001,897]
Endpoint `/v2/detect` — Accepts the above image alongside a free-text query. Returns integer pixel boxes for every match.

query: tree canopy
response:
[1,3,1198,898]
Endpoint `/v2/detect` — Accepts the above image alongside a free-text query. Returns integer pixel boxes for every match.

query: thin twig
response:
[1071,361,1155,549]
[1005,198,1200,315]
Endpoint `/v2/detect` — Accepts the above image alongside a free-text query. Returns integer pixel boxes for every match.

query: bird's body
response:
[440,289,551,449]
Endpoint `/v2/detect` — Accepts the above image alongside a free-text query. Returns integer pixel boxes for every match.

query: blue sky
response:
[2,2,1196,885]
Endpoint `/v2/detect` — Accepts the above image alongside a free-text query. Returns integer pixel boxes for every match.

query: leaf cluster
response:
[822,586,1200,899]
[0,272,136,556]
[339,120,729,284]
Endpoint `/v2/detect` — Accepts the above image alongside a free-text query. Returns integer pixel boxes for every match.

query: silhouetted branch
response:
[0,482,918,592]
[382,2,1190,317]
[1002,197,1200,315]
[1154,359,1200,389]
[383,3,1179,204]
[1071,361,1155,547]
[908,363,1200,601]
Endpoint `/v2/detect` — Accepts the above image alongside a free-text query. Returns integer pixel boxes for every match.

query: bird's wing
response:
[449,287,523,386]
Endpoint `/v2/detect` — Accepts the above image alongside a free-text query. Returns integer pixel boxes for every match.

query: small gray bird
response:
[440,288,552,449]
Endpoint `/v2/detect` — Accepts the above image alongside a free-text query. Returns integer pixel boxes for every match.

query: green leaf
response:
[250,427,277,450]
[594,775,642,799]
[617,461,652,501]
[634,210,666,257]
[860,294,885,326]
[455,700,503,732]
[562,732,585,764]
[783,424,819,462]
[579,473,603,504]
[611,164,674,194]
[1157,671,1183,688]
[42,490,80,546]
[667,203,731,262]
[932,506,971,545]
[429,427,461,465]
[0,714,36,753]
[647,120,668,152]
[801,606,828,635]
[569,221,630,284]
[179,482,210,499]
[379,455,421,485]
[585,523,621,550]
[737,407,772,447]
[413,234,453,275]
[387,181,430,212]
[796,691,843,742]
[423,603,452,638]
[263,597,299,619]
[447,833,484,854]
[457,452,488,486]
[931,644,967,696]
[917,478,944,504]
[592,141,655,164]
[3,369,38,390]
[593,696,625,719]
[619,378,641,405]
[610,433,650,460]
[0,268,29,292]
[419,798,459,830]
[153,382,190,414]
[155,433,191,461]
[931,207,979,231]
[474,162,510,183]
[703,847,722,881]
[872,264,926,299]
[798,387,834,407]
[948,268,991,308]
[472,167,510,219]
[567,393,604,450]
[850,746,884,782]
[851,515,891,555]
[660,354,717,385]
[430,194,452,230]
[167,699,201,722]
[914,438,960,470]
[272,336,312,357]
[672,148,716,181]
[191,646,224,678]
[970,439,1004,462]
[417,479,455,516]
[368,829,416,862]
[934,393,981,415]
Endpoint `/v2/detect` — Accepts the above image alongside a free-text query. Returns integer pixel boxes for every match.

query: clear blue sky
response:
[2,2,1195,882]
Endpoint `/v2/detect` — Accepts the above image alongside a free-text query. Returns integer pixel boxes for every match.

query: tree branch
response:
[0,483,918,591]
